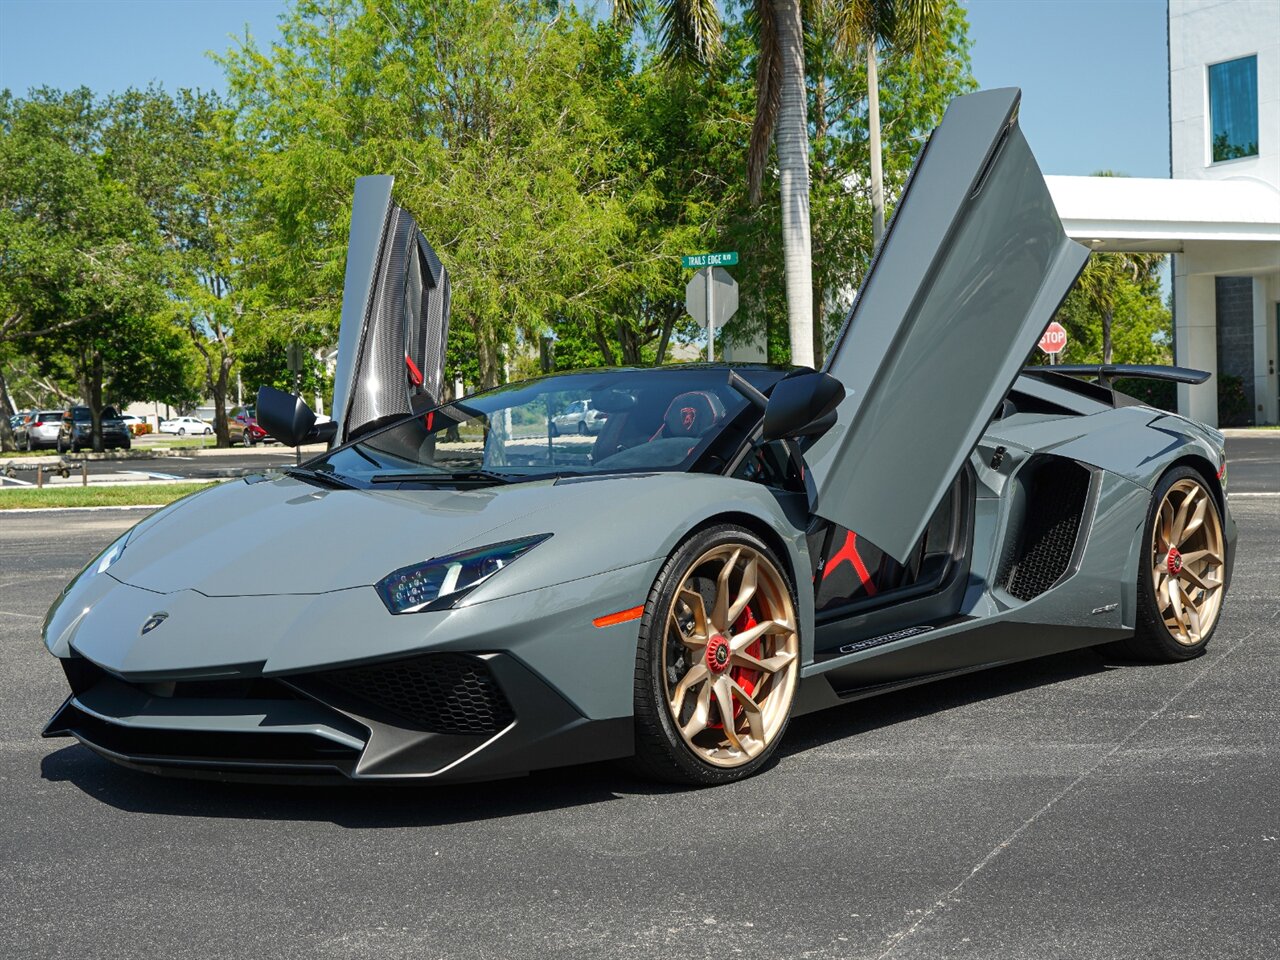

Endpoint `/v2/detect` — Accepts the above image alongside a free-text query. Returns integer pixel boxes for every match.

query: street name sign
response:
[682,251,739,268]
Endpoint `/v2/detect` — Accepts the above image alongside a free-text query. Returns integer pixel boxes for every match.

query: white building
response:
[1167,0,1280,425]
[1034,2,1280,426]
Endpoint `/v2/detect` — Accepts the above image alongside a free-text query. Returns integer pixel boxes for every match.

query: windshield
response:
[310,366,786,484]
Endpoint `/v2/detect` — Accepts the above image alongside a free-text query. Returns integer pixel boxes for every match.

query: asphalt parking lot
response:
[1,452,1276,959]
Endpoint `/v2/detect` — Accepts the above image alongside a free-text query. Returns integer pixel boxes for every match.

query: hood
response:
[108,477,543,597]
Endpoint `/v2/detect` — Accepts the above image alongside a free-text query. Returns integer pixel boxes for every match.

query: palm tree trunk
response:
[773,0,814,367]
[867,45,885,245]
[1102,307,1114,365]
[0,364,17,453]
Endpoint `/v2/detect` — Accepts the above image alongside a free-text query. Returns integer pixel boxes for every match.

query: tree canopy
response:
[0,1,1165,452]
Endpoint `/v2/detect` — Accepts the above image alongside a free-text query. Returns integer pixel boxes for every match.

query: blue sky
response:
[0,0,1171,178]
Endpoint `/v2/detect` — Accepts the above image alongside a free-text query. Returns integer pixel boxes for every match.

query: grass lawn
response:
[139,436,222,449]
[0,482,219,510]
[0,449,54,459]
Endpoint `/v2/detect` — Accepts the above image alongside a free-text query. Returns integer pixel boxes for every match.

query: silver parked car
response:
[14,410,63,451]
[549,398,606,436]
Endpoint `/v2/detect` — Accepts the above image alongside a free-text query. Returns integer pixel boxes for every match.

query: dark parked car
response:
[57,406,131,453]
[14,410,64,451]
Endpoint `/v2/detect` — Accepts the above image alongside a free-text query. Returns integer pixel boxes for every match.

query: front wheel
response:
[632,525,800,785]
[1122,467,1227,661]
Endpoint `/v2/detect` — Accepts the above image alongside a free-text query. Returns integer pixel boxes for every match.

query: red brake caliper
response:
[708,605,763,730]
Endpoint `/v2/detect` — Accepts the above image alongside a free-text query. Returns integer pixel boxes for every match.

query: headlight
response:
[375,535,550,614]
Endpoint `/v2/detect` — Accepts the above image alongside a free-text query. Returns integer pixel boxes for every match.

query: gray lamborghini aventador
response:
[42,88,1236,786]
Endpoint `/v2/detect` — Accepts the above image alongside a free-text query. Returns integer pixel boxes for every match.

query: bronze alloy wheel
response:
[1151,477,1225,646]
[661,544,799,768]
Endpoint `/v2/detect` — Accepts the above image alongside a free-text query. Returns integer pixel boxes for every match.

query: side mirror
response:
[762,371,845,441]
[257,385,316,447]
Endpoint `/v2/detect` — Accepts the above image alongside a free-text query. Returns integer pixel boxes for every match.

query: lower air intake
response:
[998,457,1092,601]
[312,653,514,735]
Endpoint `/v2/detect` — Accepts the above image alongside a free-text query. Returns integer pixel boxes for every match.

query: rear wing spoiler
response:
[1022,364,1211,385]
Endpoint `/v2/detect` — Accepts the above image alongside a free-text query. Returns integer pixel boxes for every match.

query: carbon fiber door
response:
[330,176,451,444]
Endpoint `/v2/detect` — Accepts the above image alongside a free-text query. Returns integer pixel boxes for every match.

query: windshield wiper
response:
[282,467,357,489]
[370,469,511,485]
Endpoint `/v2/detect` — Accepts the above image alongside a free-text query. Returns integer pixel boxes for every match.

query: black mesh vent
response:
[313,654,514,735]
[998,458,1091,601]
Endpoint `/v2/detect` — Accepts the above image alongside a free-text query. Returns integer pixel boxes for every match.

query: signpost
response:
[286,342,305,464]
[1038,321,1067,365]
[685,266,739,361]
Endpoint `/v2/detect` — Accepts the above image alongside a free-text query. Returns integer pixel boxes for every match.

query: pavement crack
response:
[873,621,1266,960]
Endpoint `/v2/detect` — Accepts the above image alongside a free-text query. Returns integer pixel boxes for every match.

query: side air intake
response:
[997,456,1092,601]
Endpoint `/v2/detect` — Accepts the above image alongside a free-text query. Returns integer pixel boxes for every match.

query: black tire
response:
[1117,466,1225,662]
[631,524,799,786]
[178,427,186,436]
[548,422,559,438]
[577,421,588,436]
[203,427,211,435]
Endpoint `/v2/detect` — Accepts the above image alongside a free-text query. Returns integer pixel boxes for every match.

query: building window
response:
[1208,55,1259,163]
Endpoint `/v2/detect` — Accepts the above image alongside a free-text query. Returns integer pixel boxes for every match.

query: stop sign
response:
[1039,321,1067,355]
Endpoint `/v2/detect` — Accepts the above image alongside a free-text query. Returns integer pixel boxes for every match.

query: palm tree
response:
[615,0,816,367]
[1070,173,1163,366]
[835,0,947,245]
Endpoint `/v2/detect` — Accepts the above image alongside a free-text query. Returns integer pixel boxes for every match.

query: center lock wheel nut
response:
[705,634,731,674]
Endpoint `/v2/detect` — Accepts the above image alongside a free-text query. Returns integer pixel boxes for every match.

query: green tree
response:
[101,87,252,446]
[222,0,664,390]
[616,0,818,365]
[0,88,171,451]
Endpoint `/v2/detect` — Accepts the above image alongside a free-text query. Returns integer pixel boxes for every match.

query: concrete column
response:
[1174,264,1219,426]
[1256,275,1278,426]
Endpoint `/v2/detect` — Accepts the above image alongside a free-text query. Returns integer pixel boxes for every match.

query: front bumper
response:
[44,650,632,783]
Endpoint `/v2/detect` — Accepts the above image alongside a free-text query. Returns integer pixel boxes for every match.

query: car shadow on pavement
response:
[40,647,1117,827]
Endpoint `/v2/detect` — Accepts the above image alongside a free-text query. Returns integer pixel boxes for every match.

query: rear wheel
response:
[576,421,588,436]
[178,427,186,436]
[1122,467,1226,661]
[632,525,800,785]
